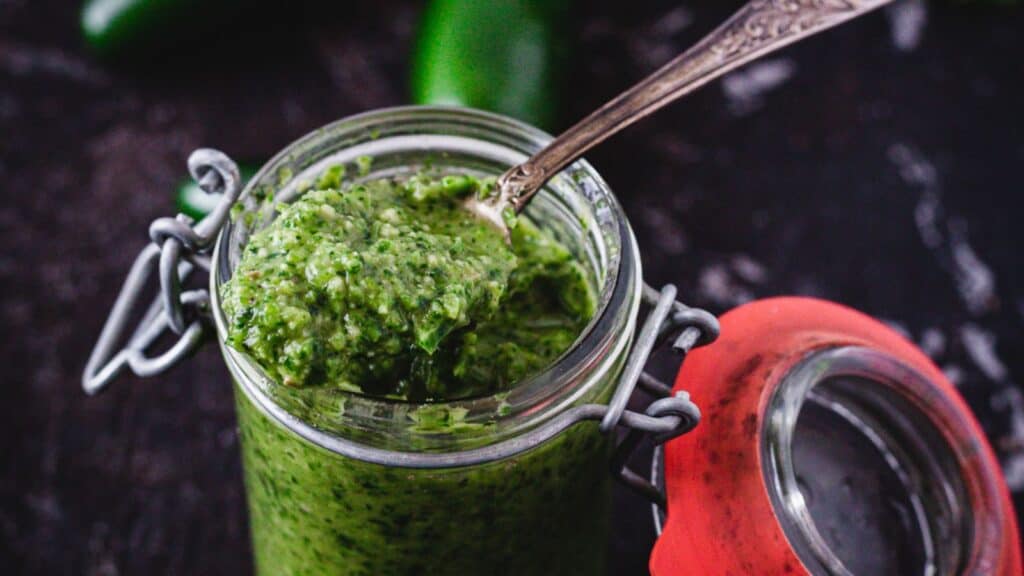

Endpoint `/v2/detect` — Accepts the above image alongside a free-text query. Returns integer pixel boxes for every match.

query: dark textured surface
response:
[2,1,1022,574]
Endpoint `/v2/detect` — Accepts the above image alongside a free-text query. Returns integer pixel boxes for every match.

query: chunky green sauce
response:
[223,162,612,575]
[222,168,594,402]
[235,389,612,575]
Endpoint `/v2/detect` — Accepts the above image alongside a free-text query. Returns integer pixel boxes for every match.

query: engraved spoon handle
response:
[499,0,892,211]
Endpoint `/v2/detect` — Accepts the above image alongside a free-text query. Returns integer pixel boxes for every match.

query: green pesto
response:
[223,165,611,575]
[221,169,595,402]
[235,387,611,576]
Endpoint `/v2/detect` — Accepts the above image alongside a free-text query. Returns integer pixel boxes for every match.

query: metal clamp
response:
[600,283,719,507]
[82,149,242,395]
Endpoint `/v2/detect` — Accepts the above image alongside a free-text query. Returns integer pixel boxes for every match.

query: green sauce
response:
[222,165,609,575]
[235,388,611,575]
[222,169,594,402]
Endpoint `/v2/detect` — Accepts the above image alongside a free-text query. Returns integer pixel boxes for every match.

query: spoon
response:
[467,0,892,234]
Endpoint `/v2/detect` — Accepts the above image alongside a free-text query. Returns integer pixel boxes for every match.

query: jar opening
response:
[762,346,981,576]
[211,106,642,461]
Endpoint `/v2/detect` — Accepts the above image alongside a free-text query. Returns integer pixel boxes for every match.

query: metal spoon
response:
[467,0,892,233]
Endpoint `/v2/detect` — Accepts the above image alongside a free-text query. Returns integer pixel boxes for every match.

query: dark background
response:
[2,0,1022,574]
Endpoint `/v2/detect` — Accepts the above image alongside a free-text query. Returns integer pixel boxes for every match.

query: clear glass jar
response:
[210,107,643,575]
[762,347,998,576]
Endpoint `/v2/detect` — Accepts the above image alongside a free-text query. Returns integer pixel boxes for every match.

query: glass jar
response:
[84,106,715,575]
[649,297,1021,576]
[211,107,643,575]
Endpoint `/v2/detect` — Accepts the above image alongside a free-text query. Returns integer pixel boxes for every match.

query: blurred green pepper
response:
[80,0,203,56]
[410,0,570,130]
[176,163,256,220]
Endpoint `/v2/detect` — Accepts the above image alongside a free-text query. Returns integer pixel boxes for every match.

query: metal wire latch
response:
[82,149,243,395]
[599,283,719,506]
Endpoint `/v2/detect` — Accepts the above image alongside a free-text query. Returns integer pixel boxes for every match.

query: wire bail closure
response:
[82,149,242,395]
[602,283,719,506]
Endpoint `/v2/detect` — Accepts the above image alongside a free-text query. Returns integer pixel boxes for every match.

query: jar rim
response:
[761,346,997,575]
[210,106,642,464]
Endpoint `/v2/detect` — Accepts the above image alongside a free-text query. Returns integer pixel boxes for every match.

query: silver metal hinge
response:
[82,149,242,395]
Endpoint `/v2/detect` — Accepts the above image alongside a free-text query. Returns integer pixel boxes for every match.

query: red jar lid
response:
[652,297,1021,575]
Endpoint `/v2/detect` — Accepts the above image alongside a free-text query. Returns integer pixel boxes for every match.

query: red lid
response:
[651,297,1021,576]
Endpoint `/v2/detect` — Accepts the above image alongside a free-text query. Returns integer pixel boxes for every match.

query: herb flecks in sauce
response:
[222,168,594,402]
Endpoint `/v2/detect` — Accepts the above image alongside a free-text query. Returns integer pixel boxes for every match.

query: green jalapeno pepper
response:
[410,0,570,130]
[80,0,203,56]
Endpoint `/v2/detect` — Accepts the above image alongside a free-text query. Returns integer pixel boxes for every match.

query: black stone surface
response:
[1,1,1021,574]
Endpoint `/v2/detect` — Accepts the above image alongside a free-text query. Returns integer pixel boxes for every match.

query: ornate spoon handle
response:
[497,0,891,211]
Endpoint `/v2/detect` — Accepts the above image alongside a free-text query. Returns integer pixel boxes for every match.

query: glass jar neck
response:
[211,106,642,464]
[761,346,1003,576]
